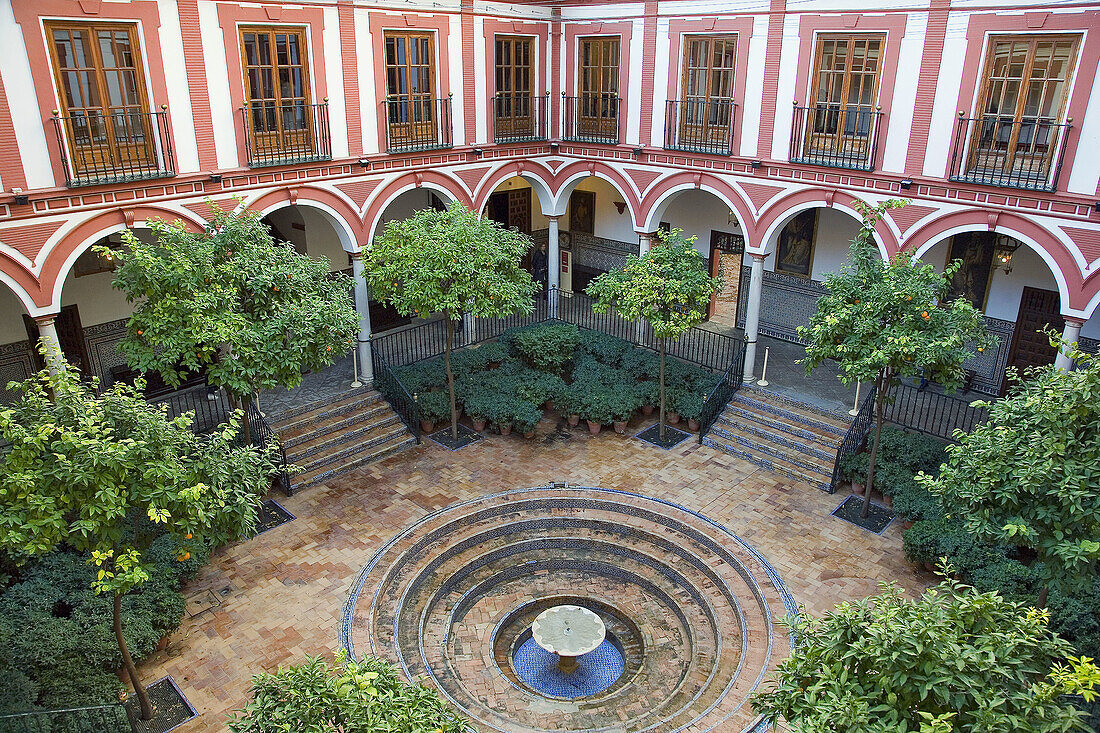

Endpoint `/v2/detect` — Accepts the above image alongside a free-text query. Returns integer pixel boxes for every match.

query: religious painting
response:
[945,232,995,311]
[775,209,816,277]
[569,190,595,235]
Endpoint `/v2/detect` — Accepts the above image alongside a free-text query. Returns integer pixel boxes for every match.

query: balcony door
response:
[679,36,737,150]
[385,32,437,149]
[804,35,883,162]
[970,36,1078,182]
[578,37,620,139]
[46,22,156,178]
[240,27,314,160]
[495,36,534,139]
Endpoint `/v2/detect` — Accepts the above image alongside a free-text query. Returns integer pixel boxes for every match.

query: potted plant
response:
[415,390,451,434]
[634,379,658,416]
[580,388,616,435]
[558,383,584,427]
[840,451,870,494]
[513,402,543,439]
[675,390,705,432]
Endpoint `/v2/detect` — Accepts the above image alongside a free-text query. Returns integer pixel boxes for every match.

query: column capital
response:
[33,314,59,326]
[748,252,767,262]
[349,249,363,260]
[545,214,561,222]
[1062,316,1086,328]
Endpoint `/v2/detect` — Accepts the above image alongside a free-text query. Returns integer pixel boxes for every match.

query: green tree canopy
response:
[99,201,359,404]
[361,201,538,439]
[0,367,278,718]
[587,228,721,441]
[799,199,993,515]
[752,578,1100,733]
[920,342,1100,606]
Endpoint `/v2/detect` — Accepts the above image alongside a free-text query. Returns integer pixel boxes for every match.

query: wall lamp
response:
[471,148,484,157]
[750,160,762,169]
[900,179,913,190]
[631,146,644,157]
[1094,201,1100,213]
[208,174,223,183]
[357,158,371,169]
[614,201,627,215]
[549,141,560,151]
[11,189,29,206]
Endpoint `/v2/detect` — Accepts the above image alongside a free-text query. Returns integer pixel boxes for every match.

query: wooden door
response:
[1004,286,1063,392]
[495,36,534,138]
[241,27,314,159]
[578,37,620,138]
[23,305,92,376]
[384,32,437,148]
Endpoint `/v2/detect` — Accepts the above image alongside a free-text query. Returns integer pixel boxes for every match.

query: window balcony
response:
[493,92,549,144]
[384,96,454,154]
[563,93,620,145]
[948,113,1072,192]
[241,101,331,168]
[664,99,737,156]
[789,103,884,172]
[50,107,175,187]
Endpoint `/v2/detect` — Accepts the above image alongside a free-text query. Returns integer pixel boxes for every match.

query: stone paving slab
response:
[138,413,932,732]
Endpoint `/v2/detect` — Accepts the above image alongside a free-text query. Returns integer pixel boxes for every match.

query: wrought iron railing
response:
[50,107,175,187]
[150,386,230,435]
[241,101,331,167]
[948,113,1071,192]
[664,99,737,155]
[829,384,877,493]
[384,96,454,153]
[697,342,747,443]
[883,382,989,442]
[243,400,292,495]
[789,102,883,172]
[563,94,620,144]
[371,346,421,443]
[0,703,130,733]
[493,92,550,143]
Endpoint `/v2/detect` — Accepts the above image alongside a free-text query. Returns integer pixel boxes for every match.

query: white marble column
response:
[742,253,766,383]
[546,215,560,319]
[463,311,476,344]
[34,315,66,376]
[637,232,652,256]
[349,252,374,385]
[634,232,654,344]
[1054,317,1084,371]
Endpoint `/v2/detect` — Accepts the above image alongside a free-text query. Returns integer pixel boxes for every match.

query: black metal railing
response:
[371,346,421,443]
[829,384,877,493]
[241,101,331,167]
[563,94,620,144]
[949,113,1071,192]
[150,386,231,435]
[384,96,453,153]
[789,103,883,172]
[698,342,747,443]
[243,400,292,495]
[883,382,989,442]
[664,99,737,155]
[50,107,175,187]
[0,703,130,733]
[493,92,550,143]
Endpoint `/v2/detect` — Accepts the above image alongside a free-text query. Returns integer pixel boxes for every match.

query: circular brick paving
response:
[340,486,796,733]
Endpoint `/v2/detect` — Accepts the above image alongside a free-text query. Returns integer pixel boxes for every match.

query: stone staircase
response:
[270,388,415,491]
[702,385,849,491]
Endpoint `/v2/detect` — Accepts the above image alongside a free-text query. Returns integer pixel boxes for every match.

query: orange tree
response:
[0,367,278,719]
[586,229,721,443]
[798,199,993,518]
[362,202,538,441]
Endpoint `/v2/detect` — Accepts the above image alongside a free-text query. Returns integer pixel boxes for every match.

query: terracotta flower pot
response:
[851,482,865,495]
[587,420,602,435]
[567,414,580,427]
[156,634,170,652]
[524,430,536,439]
[544,400,555,412]
[471,417,487,432]
[613,420,628,434]
[420,419,435,434]
[499,423,513,436]
[641,404,655,416]
[667,412,681,425]
[882,494,893,509]
[899,519,914,531]
[688,418,700,432]
[923,561,936,572]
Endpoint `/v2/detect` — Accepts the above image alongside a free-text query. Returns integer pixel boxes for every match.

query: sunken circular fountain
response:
[340,486,795,733]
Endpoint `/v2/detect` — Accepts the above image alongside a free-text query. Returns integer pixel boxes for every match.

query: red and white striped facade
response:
[1,0,1099,389]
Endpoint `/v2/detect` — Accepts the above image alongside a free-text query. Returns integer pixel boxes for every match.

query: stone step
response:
[270,389,382,436]
[713,414,837,463]
[731,392,848,439]
[703,432,832,492]
[285,412,402,461]
[741,384,850,425]
[295,433,415,489]
[722,399,846,446]
[708,423,834,476]
[279,400,391,448]
[292,421,410,474]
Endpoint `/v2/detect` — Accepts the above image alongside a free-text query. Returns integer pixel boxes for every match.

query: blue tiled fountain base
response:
[512,637,625,699]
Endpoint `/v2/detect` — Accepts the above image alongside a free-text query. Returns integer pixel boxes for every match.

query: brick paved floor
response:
[138,413,932,732]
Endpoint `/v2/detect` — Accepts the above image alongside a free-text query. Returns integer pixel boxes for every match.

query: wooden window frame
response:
[44,20,157,177]
[803,34,885,160]
[969,34,1080,179]
[239,25,315,158]
[677,34,737,148]
[383,30,439,148]
[494,35,536,139]
[577,36,620,138]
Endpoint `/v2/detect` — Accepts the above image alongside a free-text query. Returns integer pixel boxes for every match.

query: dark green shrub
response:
[511,402,544,434]
[577,330,633,366]
[839,450,870,483]
[578,387,618,425]
[394,359,447,394]
[633,379,659,407]
[414,389,451,424]
[1047,577,1100,662]
[507,323,579,374]
[890,480,943,522]
[621,349,660,381]
[902,517,949,566]
[967,558,1040,597]
[877,427,948,474]
[450,340,508,375]
[674,390,705,422]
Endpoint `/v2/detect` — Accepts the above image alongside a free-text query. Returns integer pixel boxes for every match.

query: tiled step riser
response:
[281,404,389,448]
[272,392,382,435]
[298,437,414,488]
[708,427,832,478]
[286,415,401,461]
[724,403,845,445]
[733,395,847,439]
[740,386,850,427]
[295,425,408,474]
[715,416,835,464]
[703,436,831,492]
[270,386,377,425]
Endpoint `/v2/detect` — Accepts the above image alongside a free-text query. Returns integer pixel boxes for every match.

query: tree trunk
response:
[658,338,667,443]
[861,369,888,519]
[1038,586,1049,608]
[115,592,153,721]
[445,314,458,441]
[241,393,254,445]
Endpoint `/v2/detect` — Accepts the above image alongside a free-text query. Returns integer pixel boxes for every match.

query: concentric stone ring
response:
[340,486,795,733]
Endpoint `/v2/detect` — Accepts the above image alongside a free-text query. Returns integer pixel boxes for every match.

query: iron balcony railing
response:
[789,102,884,172]
[563,93,621,144]
[664,99,737,156]
[882,381,989,442]
[50,106,175,187]
[384,96,454,153]
[493,92,550,143]
[949,113,1072,192]
[241,100,331,167]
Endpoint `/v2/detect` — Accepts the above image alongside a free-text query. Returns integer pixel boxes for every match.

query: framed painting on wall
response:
[944,232,995,311]
[776,209,816,277]
[569,190,595,235]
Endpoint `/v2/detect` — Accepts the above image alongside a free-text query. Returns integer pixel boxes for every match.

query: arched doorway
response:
[553,175,639,292]
[0,284,37,404]
[480,175,555,290]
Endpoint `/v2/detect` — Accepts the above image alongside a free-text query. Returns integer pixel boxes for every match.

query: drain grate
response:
[832,495,895,534]
[124,676,196,733]
[255,499,295,535]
